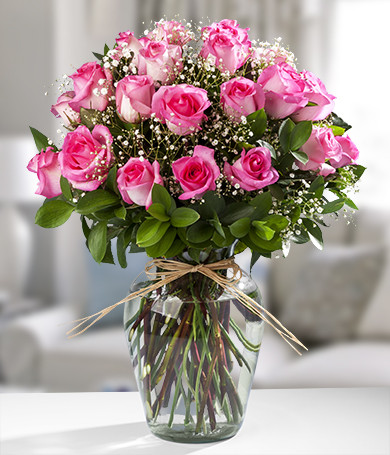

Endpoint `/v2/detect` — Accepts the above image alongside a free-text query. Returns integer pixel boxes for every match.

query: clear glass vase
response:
[123,248,265,443]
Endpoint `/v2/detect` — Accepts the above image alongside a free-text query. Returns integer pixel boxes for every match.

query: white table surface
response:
[0,388,389,455]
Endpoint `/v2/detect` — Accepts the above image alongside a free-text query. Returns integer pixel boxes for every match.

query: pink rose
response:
[200,19,251,74]
[116,75,155,123]
[330,135,359,168]
[297,127,343,176]
[224,147,279,191]
[291,71,335,122]
[172,146,220,200]
[68,62,113,112]
[50,91,80,126]
[137,37,183,86]
[152,84,211,136]
[220,77,265,122]
[59,125,113,191]
[257,63,308,119]
[148,20,193,46]
[27,146,62,198]
[117,158,163,208]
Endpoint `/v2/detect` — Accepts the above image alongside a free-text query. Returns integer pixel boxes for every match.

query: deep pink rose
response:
[50,91,80,126]
[152,84,211,135]
[148,20,193,45]
[220,77,265,122]
[137,37,183,85]
[291,71,335,122]
[297,127,343,176]
[330,135,359,168]
[117,158,163,208]
[68,62,113,112]
[59,125,113,191]
[27,146,62,198]
[257,63,308,119]
[172,146,220,200]
[224,147,279,191]
[200,19,251,74]
[116,75,155,123]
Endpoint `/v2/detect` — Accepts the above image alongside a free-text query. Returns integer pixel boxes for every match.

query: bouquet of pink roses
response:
[28,19,364,441]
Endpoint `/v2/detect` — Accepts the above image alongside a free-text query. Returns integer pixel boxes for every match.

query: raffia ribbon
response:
[67,257,308,355]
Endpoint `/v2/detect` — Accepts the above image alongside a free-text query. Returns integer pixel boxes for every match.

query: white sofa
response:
[1,209,390,392]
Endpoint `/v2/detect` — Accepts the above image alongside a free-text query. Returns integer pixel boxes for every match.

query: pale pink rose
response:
[117,158,163,208]
[200,19,251,74]
[27,146,62,198]
[114,30,143,60]
[172,146,220,200]
[59,125,113,191]
[224,147,279,191]
[330,135,359,168]
[152,84,211,135]
[137,37,183,86]
[50,91,80,126]
[257,63,308,119]
[291,71,336,122]
[68,62,113,112]
[148,20,193,45]
[116,75,155,123]
[220,77,265,122]
[297,127,342,176]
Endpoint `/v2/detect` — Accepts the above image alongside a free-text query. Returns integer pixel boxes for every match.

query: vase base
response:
[148,422,241,443]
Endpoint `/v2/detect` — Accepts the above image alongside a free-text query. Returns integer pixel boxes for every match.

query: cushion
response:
[279,245,385,344]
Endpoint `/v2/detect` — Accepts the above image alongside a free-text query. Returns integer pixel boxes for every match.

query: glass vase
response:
[123,248,265,443]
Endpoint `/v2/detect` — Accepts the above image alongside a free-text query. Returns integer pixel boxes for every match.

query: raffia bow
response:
[67,257,308,355]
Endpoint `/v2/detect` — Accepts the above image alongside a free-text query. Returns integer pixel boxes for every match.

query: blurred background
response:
[0,0,389,393]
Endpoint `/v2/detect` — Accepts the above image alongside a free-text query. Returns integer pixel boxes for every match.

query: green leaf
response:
[104,43,110,55]
[136,218,162,244]
[250,192,273,220]
[330,125,345,136]
[229,217,251,238]
[308,176,325,199]
[291,150,309,164]
[220,203,255,225]
[322,198,345,214]
[147,203,170,222]
[88,222,107,263]
[290,121,312,151]
[165,238,185,258]
[114,206,127,220]
[29,127,53,152]
[350,164,366,180]
[101,241,115,264]
[80,108,102,129]
[35,200,74,228]
[137,220,171,247]
[302,218,324,250]
[278,118,295,152]
[171,207,200,228]
[129,243,145,253]
[209,211,225,238]
[252,221,275,241]
[60,176,72,201]
[194,191,226,218]
[151,184,172,212]
[247,108,267,142]
[76,189,120,215]
[257,140,276,159]
[269,184,285,200]
[248,229,282,251]
[81,216,91,240]
[145,228,176,258]
[105,165,119,195]
[331,113,352,132]
[344,198,358,210]
[250,251,261,271]
[93,51,104,61]
[186,221,214,243]
[117,231,128,268]
[263,214,289,231]
[234,241,247,255]
[291,230,310,244]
